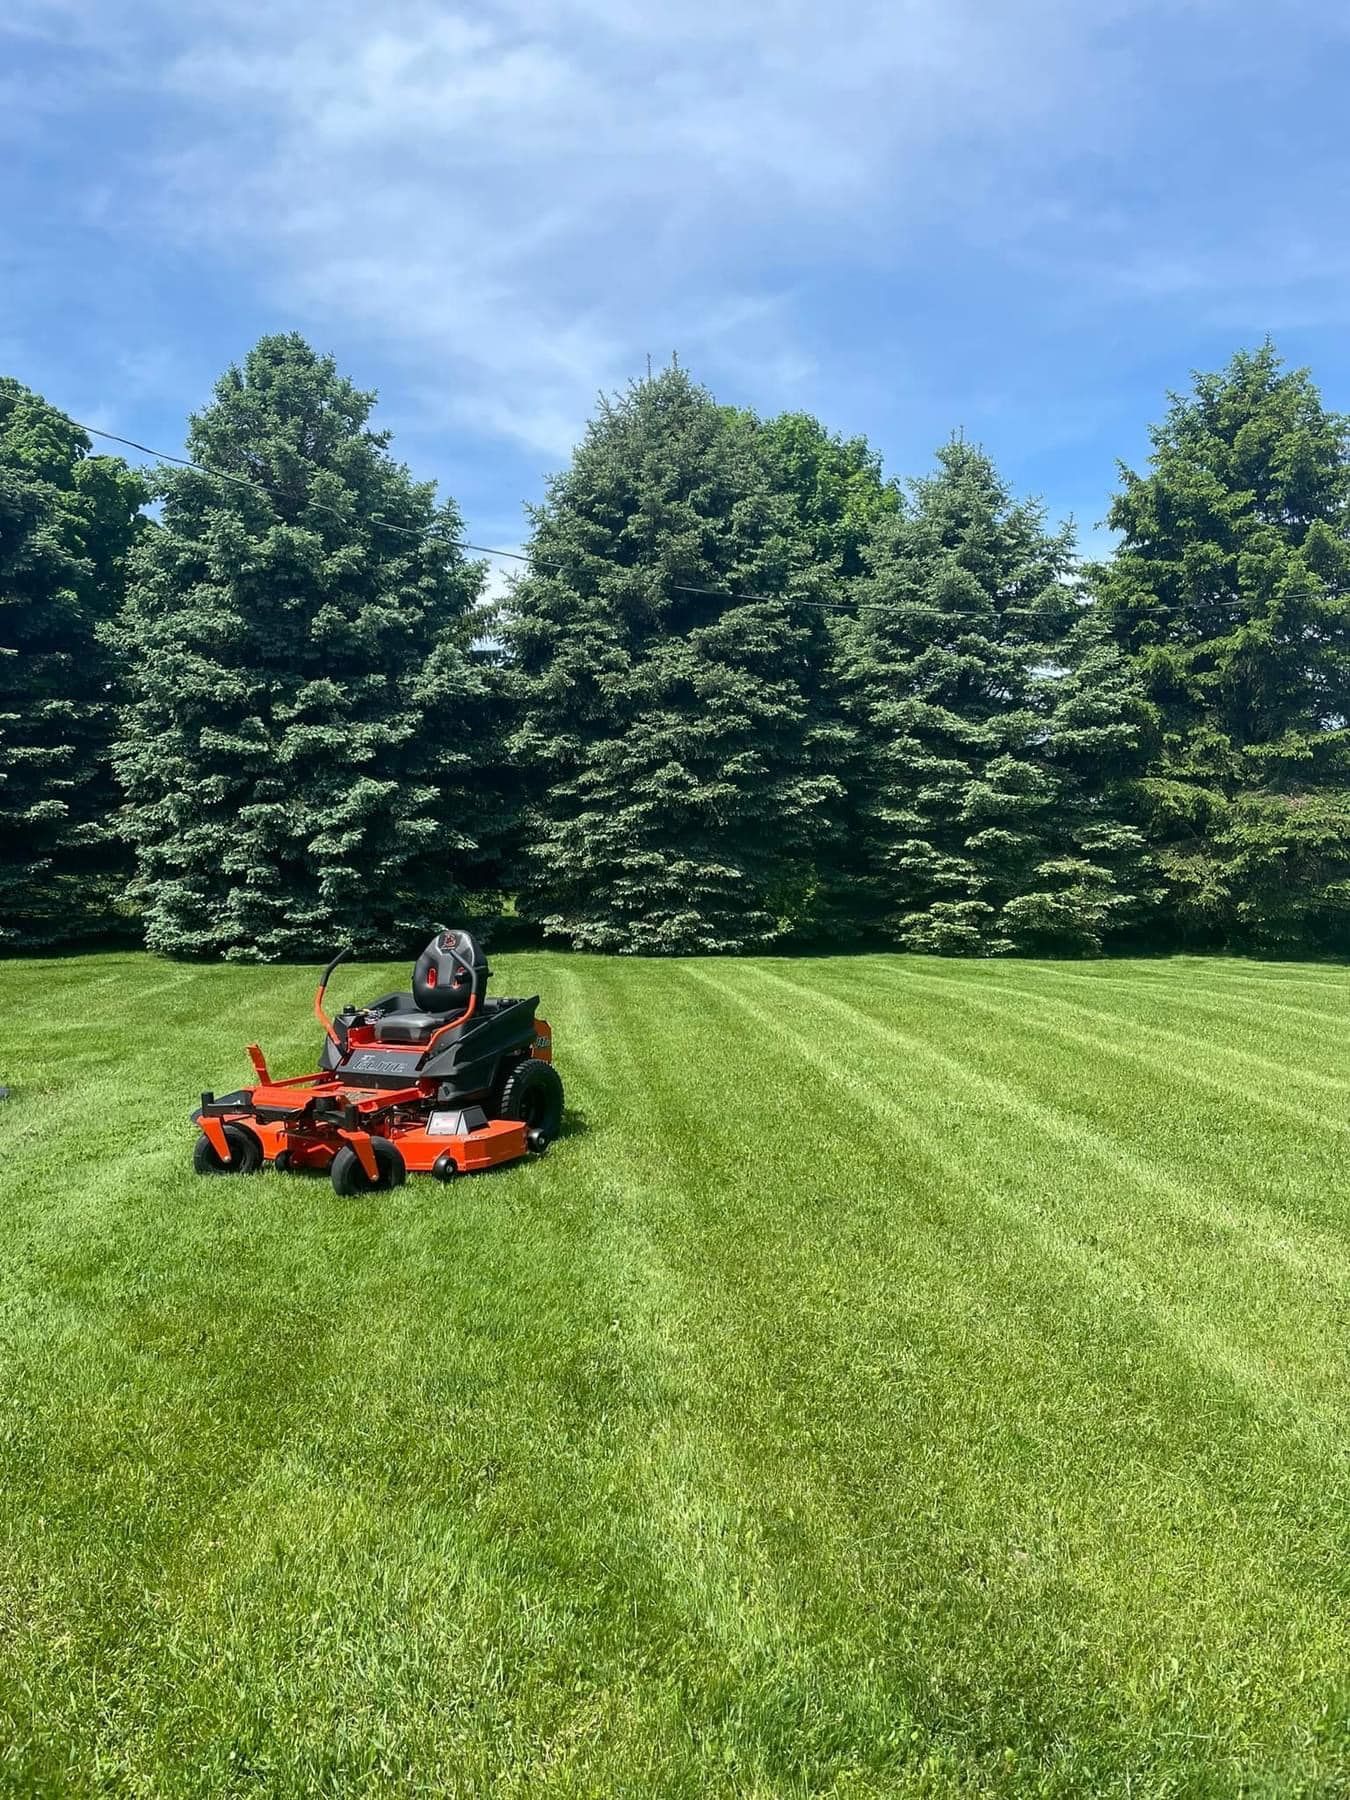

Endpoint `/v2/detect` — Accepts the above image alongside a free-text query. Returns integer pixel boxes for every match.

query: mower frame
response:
[192,933,559,1190]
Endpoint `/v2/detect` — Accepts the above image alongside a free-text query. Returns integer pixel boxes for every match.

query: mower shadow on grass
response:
[549,1107,590,1146]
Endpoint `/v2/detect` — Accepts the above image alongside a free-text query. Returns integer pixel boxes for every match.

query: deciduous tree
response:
[751,410,901,582]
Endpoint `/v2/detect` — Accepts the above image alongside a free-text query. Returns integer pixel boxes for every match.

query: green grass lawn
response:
[2,952,1349,1797]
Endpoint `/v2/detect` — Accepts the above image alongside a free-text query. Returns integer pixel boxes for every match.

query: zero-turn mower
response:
[191,928,563,1196]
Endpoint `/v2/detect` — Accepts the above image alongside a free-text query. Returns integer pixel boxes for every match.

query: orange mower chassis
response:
[191,930,562,1194]
[198,1075,530,1180]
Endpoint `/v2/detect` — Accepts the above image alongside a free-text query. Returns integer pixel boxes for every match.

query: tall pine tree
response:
[751,412,906,941]
[1099,345,1350,949]
[117,335,498,960]
[501,366,847,953]
[1019,615,1160,953]
[0,380,144,948]
[841,440,1152,953]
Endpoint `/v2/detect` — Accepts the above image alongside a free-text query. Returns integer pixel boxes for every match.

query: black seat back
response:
[412,928,489,1015]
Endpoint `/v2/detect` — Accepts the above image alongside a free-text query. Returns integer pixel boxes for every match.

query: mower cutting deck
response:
[191,929,563,1196]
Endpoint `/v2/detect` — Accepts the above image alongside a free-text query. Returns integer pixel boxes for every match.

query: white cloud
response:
[9,0,1350,474]
[2,0,1136,450]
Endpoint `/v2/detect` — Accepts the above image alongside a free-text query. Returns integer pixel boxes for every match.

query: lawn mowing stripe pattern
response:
[1,952,1348,1797]
[718,966,1344,1471]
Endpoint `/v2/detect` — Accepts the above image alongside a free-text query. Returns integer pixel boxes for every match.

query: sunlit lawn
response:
[2,950,1348,1796]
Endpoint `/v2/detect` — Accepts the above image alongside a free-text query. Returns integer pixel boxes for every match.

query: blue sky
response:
[3,1,1349,580]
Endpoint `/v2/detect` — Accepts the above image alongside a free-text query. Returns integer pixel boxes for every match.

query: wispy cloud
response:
[0,0,1147,452]
[6,0,1350,534]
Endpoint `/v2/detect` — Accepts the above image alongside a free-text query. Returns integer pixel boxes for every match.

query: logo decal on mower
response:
[342,1050,419,1078]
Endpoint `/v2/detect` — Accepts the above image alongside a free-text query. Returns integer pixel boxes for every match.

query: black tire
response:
[330,1137,407,1197]
[193,1123,262,1176]
[497,1059,564,1141]
[432,1151,459,1182]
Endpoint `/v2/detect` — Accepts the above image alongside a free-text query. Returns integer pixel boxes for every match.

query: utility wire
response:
[68,417,788,605]
[59,409,1350,623]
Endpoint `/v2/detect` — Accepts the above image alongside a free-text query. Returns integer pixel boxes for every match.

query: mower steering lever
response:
[319,946,353,990]
[314,945,354,1048]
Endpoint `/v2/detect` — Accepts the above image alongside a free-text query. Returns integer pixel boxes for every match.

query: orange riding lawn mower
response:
[190,929,563,1196]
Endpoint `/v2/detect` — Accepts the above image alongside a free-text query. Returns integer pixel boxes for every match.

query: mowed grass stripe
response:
[696,962,1350,1787]
[835,972,1350,1432]
[522,957,1350,1785]
[1009,962,1350,1054]
[901,965,1350,1145]
[851,960,1350,1210]
[723,962,1350,1450]
[824,959,1350,1237]
[791,960,1350,1432]
[702,959,1318,1486]
[3,954,1350,1794]
[1016,962,1350,1031]
[915,962,1350,1097]
[551,961,864,1781]
[653,965,1239,1783]
[1020,957,1350,997]
[712,957,1346,1519]
[491,959,1045,1791]
[921,955,1350,1074]
[736,960,1220,1214]
[556,956,1014,1786]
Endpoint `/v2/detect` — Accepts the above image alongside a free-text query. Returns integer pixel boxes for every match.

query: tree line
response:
[3,334,1348,960]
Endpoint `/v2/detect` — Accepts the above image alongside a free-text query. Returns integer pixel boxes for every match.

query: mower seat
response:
[371,1009,459,1046]
[367,929,490,1048]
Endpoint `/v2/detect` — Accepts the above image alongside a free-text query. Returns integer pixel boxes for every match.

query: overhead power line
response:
[67,416,787,607]
[54,406,1350,623]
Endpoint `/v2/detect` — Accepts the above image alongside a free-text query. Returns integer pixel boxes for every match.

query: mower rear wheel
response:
[498,1058,564,1145]
[330,1137,407,1198]
[193,1124,262,1176]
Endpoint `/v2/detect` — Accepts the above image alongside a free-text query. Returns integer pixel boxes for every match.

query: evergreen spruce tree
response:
[841,440,1152,953]
[748,411,905,941]
[1099,345,1350,949]
[117,334,497,960]
[0,380,144,948]
[501,366,847,953]
[1016,616,1160,953]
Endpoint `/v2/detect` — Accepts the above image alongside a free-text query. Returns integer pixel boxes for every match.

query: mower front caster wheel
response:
[193,1125,262,1176]
[330,1138,407,1198]
[432,1151,459,1182]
